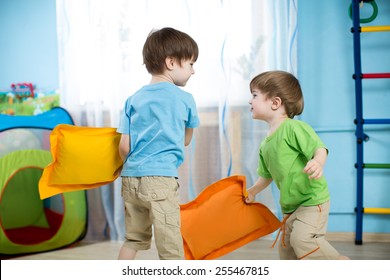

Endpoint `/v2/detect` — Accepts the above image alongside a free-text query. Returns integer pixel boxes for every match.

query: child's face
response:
[249,89,274,121]
[171,58,196,87]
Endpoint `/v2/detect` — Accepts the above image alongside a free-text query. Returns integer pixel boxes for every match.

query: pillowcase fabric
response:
[39,124,123,199]
[180,175,281,260]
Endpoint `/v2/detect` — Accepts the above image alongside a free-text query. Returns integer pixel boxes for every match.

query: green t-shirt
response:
[257,118,330,214]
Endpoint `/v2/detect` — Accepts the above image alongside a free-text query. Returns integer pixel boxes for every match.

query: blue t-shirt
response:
[117,82,199,177]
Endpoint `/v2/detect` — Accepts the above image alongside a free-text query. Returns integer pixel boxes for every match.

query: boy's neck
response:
[150,73,174,84]
[267,115,288,136]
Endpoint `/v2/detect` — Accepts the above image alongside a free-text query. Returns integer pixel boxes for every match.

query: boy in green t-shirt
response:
[245,70,349,260]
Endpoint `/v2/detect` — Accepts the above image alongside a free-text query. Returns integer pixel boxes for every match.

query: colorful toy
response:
[11,83,35,100]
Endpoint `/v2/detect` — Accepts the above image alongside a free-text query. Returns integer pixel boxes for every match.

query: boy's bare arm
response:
[184,128,194,146]
[118,134,130,162]
[245,176,273,203]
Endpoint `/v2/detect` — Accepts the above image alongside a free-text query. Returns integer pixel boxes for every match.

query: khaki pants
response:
[279,201,341,260]
[121,176,184,260]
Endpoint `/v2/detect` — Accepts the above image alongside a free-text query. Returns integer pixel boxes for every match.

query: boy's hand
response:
[244,190,255,204]
[303,159,323,179]
[244,177,272,204]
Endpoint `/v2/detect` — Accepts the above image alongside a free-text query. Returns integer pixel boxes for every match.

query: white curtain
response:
[56,0,297,241]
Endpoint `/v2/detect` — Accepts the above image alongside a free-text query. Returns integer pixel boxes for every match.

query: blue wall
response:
[298,0,390,233]
[1,0,389,234]
[0,0,58,90]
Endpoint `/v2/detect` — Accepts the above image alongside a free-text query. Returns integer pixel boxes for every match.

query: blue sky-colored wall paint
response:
[298,0,390,233]
[0,0,58,90]
[0,0,389,234]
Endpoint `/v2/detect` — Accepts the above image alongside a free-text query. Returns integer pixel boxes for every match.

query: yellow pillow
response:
[180,175,281,260]
[39,124,123,199]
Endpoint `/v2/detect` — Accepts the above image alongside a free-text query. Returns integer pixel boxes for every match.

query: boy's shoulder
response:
[136,82,190,94]
[128,82,195,105]
[285,118,312,128]
[282,119,316,134]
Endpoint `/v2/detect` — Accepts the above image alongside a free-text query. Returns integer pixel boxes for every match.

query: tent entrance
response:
[0,165,65,245]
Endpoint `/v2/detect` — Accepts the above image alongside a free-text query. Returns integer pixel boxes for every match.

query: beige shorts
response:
[279,201,341,260]
[121,176,184,260]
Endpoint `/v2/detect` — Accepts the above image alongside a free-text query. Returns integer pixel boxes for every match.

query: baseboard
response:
[326,232,390,243]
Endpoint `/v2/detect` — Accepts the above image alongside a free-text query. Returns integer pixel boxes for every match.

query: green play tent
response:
[0,107,87,255]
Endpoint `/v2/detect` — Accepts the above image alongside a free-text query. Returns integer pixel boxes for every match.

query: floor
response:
[4,237,390,260]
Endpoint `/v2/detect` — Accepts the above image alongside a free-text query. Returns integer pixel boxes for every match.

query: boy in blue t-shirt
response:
[116,27,199,260]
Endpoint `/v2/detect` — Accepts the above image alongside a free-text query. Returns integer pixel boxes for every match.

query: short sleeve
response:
[257,143,272,178]
[117,99,131,134]
[186,95,200,128]
[287,121,326,161]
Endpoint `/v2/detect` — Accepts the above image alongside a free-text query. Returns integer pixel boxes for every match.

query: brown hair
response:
[250,71,304,118]
[142,27,199,75]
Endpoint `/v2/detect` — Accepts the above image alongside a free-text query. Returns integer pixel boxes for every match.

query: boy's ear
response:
[165,56,175,70]
[271,96,282,110]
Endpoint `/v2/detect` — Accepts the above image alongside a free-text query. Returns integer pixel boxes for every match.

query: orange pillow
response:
[39,124,123,199]
[180,175,281,260]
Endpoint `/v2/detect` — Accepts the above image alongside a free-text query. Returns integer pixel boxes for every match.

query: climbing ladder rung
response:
[364,118,390,125]
[364,163,390,169]
[361,26,390,32]
[364,208,390,214]
[362,73,390,79]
